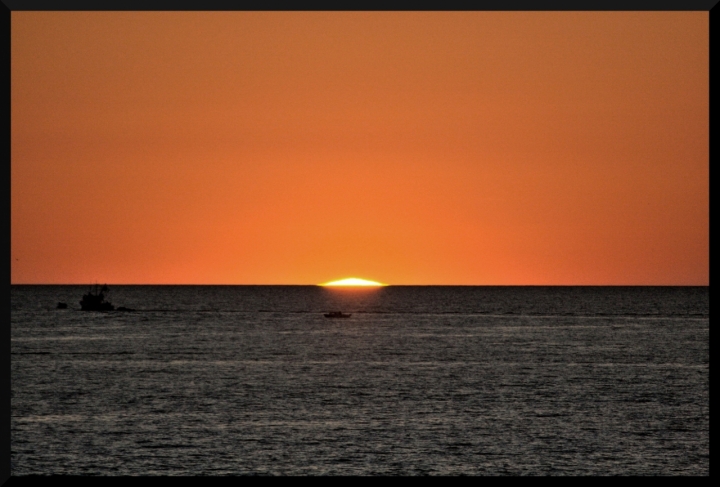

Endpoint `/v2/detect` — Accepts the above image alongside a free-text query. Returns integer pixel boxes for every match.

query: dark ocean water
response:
[11,285,709,475]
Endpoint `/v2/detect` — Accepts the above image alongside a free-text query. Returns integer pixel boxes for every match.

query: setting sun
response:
[321,277,387,287]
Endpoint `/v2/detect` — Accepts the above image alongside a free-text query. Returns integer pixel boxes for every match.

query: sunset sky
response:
[11,12,708,285]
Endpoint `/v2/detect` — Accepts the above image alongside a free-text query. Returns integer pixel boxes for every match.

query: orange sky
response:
[11,12,708,285]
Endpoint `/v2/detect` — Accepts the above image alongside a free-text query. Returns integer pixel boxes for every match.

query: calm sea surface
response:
[11,286,709,475]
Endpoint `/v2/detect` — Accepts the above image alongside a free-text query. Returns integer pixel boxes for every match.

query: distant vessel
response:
[324,311,351,318]
[80,284,115,311]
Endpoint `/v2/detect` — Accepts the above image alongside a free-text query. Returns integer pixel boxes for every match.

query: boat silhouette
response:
[324,311,351,318]
[80,284,115,311]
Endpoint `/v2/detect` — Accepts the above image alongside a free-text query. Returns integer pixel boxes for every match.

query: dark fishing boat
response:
[324,311,351,318]
[80,284,115,311]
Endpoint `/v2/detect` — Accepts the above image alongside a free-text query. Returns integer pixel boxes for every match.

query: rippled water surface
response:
[11,286,709,475]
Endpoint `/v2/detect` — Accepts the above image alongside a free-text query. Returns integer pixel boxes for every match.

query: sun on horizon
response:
[320,277,387,287]
[10,13,708,287]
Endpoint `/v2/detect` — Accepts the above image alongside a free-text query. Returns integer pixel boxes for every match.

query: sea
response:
[10,285,709,476]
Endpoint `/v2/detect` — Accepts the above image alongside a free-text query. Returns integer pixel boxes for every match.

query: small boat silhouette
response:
[324,311,351,318]
[79,284,135,311]
[80,284,115,311]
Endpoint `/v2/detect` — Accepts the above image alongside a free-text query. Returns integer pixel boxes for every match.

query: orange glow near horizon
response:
[321,278,387,287]
[11,12,708,285]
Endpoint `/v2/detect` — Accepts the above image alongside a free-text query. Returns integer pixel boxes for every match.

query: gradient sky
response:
[11,12,708,285]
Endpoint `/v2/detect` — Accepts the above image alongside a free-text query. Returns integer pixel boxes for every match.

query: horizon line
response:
[9,283,709,287]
